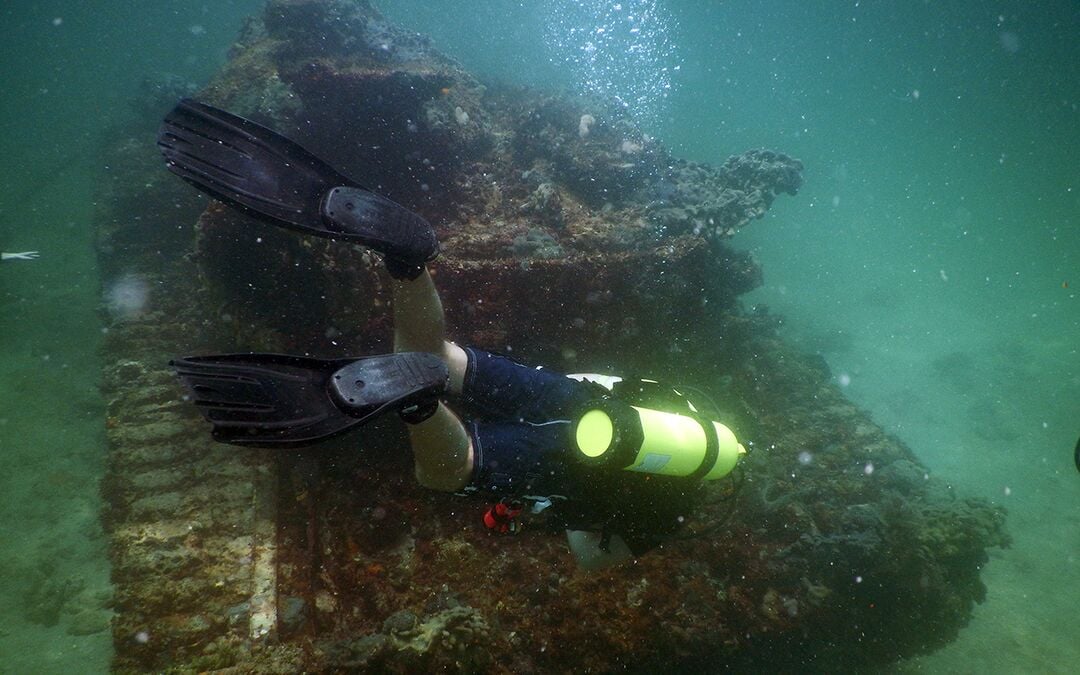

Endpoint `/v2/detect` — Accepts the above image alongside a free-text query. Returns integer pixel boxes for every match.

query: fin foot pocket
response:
[171,352,447,447]
[330,352,447,415]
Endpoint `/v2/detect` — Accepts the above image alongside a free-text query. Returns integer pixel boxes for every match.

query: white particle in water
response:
[105,274,150,320]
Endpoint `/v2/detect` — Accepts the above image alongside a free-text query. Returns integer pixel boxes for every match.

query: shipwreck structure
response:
[95,1,1007,671]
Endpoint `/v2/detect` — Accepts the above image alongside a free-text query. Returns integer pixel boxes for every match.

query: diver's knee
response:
[442,342,468,393]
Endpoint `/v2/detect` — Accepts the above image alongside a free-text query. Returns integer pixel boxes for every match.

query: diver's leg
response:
[391,269,473,492]
[391,269,467,390]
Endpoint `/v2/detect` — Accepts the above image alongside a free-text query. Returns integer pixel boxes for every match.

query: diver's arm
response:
[1,251,40,261]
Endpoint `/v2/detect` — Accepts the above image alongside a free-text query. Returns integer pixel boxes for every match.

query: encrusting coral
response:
[92,1,1007,672]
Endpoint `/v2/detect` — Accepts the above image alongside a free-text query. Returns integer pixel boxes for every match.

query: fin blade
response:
[171,354,361,447]
[157,98,355,234]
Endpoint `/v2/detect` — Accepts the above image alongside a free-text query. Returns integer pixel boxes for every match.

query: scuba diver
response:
[159,99,746,568]
[1,251,40,263]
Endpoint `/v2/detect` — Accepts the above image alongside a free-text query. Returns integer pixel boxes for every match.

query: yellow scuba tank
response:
[568,375,746,481]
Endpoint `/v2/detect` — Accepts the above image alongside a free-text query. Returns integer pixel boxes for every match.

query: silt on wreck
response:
[95,1,1009,672]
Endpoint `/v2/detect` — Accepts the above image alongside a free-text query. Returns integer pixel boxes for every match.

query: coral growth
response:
[92,1,1007,672]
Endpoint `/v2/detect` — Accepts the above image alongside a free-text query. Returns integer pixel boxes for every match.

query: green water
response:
[0,3,262,670]
[1,1,1076,672]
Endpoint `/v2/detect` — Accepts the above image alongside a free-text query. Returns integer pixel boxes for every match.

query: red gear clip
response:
[482,498,523,535]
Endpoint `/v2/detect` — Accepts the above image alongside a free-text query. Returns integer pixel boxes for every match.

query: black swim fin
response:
[171,351,448,447]
[157,98,438,277]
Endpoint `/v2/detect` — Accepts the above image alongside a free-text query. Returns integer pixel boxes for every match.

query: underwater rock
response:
[507,227,564,259]
[382,609,419,635]
[647,150,804,243]
[319,605,491,671]
[186,0,797,347]
[511,95,667,206]
[275,596,305,631]
[519,181,565,228]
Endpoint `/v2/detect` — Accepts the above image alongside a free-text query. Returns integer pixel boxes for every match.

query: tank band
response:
[685,411,720,481]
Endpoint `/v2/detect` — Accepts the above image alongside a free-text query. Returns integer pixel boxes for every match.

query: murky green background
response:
[1,2,1075,672]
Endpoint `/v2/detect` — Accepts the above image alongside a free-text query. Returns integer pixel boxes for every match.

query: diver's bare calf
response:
[390,269,474,492]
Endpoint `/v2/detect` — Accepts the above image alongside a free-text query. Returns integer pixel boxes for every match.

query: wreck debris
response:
[94,1,1007,672]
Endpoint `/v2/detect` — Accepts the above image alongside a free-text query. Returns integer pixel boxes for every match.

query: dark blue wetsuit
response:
[455,348,700,554]
[458,348,597,497]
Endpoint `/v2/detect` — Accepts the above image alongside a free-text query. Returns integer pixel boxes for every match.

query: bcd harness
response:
[479,374,746,551]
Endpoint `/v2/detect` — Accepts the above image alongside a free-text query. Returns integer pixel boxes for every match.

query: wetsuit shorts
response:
[457,348,597,497]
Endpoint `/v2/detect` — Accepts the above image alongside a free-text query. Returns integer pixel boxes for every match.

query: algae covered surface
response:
[1,1,1077,673]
